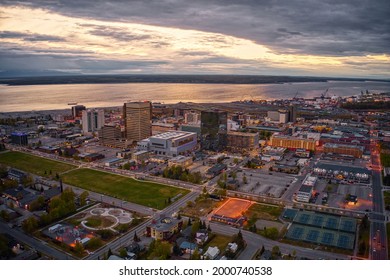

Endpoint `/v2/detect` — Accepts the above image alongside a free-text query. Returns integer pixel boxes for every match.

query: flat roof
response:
[150,131,196,140]
[298,185,313,193]
[302,175,317,187]
[324,143,364,151]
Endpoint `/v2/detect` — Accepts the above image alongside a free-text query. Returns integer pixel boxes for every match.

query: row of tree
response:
[162,165,202,184]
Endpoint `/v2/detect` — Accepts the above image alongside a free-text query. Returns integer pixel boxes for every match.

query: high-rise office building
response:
[123,101,152,143]
[82,109,104,134]
[11,132,28,146]
[200,110,227,151]
[289,105,297,123]
[71,105,86,118]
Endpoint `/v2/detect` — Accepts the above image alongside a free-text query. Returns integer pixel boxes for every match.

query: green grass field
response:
[62,168,189,210]
[0,151,76,177]
[205,234,231,251]
[245,203,284,221]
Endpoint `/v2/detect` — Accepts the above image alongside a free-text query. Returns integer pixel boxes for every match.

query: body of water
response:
[0,80,389,112]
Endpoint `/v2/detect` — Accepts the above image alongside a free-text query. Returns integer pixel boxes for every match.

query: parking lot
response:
[303,178,372,211]
[235,169,295,198]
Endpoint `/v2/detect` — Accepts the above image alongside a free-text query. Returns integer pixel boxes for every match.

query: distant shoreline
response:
[0,74,389,86]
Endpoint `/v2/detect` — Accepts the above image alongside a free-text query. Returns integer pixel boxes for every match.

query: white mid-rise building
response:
[138,131,197,157]
[82,109,104,134]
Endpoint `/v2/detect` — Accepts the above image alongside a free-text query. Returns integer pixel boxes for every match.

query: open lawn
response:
[0,151,76,177]
[245,203,284,221]
[181,198,222,218]
[62,168,189,210]
[205,234,231,252]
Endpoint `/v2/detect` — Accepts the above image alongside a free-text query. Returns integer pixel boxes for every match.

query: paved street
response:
[210,222,349,260]
[85,191,200,260]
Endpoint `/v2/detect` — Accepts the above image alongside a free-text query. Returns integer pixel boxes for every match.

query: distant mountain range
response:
[0,73,389,86]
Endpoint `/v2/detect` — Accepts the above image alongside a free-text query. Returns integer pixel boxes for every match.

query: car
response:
[373,248,376,253]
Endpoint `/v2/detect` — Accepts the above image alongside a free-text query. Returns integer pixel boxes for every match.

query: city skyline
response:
[0,1,389,78]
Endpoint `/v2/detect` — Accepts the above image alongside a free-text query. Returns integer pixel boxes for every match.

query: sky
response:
[0,0,389,78]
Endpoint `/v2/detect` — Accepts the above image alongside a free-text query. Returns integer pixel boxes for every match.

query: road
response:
[0,222,74,260]
[210,222,349,260]
[85,191,200,259]
[5,146,381,260]
[369,140,388,260]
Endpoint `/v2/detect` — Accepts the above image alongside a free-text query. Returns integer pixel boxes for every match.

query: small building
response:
[261,146,286,162]
[79,153,105,162]
[11,132,28,146]
[204,246,220,260]
[195,230,209,245]
[226,131,259,152]
[38,146,61,154]
[296,175,317,203]
[226,242,238,253]
[132,150,151,163]
[8,169,26,184]
[168,156,193,168]
[104,158,122,167]
[323,143,364,158]
[146,217,183,240]
[206,163,227,178]
[179,241,197,255]
[108,255,124,260]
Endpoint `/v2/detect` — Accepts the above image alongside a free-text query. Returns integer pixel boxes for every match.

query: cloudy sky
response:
[0,0,389,78]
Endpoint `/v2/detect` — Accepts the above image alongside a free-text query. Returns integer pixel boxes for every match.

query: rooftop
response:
[150,131,196,141]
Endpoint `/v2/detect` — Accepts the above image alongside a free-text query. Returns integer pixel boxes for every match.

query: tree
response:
[260,245,265,256]
[119,248,128,258]
[22,217,38,233]
[271,246,280,257]
[148,240,172,260]
[233,230,245,249]
[22,175,34,186]
[0,164,8,178]
[29,195,45,211]
[0,210,10,222]
[362,214,369,229]
[74,242,84,256]
[173,243,181,256]
[191,220,200,236]
[233,158,239,165]
[264,227,279,240]
[190,248,201,260]
[231,171,237,180]
[79,191,89,206]
[133,232,140,242]
[107,248,113,257]
[243,175,248,184]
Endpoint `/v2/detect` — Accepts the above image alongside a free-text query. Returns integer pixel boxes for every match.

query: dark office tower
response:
[72,105,86,118]
[289,105,297,123]
[200,110,227,151]
[11,132,28,145]
[123,101,152,143]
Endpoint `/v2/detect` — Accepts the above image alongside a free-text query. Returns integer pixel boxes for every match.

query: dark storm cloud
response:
[0,31,66,42]
[0,50,168,72]
[2,0,389,56]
